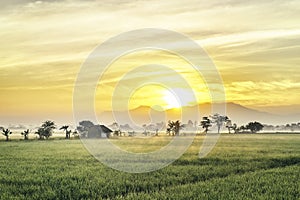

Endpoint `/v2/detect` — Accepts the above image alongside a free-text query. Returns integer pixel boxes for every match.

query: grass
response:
[0,134,299,199]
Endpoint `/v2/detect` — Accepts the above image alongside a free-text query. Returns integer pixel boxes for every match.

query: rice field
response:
[0,134,299,199]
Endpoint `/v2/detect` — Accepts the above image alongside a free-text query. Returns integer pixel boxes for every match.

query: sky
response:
[0,0,299,125]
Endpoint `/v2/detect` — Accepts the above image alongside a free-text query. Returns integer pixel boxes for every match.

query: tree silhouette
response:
[225,119,237,134]
[238,125,246,133]
[35,120,56,139]
[246,121,264,133]
[77,120,94,137]
[166,127,172,136]
[60,125,71,139]
[79,121,94,128]
[2,128,12,141]
[167,120,184,136]
[232,123,238,133]
[142,124,148,136]
[35,128,43,140]
[211,114,229,134]
[21,129,30,140]
[200,117,211,134]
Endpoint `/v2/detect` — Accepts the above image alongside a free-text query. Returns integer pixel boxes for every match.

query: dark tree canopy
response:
[35,120,56,139]
[77,120,95,137]
[79,121,94,129]
[246,121,264,133]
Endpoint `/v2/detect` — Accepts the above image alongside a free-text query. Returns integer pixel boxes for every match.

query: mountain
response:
[249,104,300,115]
[98,103,299,126]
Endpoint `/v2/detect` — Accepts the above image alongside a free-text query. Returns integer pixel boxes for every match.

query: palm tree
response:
[60,125,71,139]
[167,120,184,136]
[2,128,12,141]
[21,129,30,140]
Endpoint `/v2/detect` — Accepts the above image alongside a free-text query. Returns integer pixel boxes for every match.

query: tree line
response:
[1,120,78,141]
[165,113,264,136]
[199,113,264,134]
[1,114,265,141]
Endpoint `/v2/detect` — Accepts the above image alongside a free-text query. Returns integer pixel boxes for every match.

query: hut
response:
[87,125,112,138]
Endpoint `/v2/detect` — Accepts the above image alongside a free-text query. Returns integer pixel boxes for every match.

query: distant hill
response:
[98,102,300,126]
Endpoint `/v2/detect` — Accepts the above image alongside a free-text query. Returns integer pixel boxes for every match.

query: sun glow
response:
[163,90,181,109]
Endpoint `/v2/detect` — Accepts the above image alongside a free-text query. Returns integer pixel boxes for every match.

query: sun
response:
[163,90,181,109]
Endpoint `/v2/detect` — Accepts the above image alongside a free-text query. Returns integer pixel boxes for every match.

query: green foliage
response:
[35,120,56,139]
[0,134,299,199]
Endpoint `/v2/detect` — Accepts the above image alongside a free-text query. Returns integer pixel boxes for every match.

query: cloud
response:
[225,80,300,106]
[0,0,299,122]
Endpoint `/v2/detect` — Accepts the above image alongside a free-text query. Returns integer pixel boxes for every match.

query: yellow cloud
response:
[0,0,300,124]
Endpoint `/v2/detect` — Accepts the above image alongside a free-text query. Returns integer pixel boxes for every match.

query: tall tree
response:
[21,129,30,140]
[60,125,71,139]
[211,114,229,134]
[200,117,211,134]
[2,128,12,141]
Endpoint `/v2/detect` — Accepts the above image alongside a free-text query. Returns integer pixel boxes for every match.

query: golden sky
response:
[0,0,299,124]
